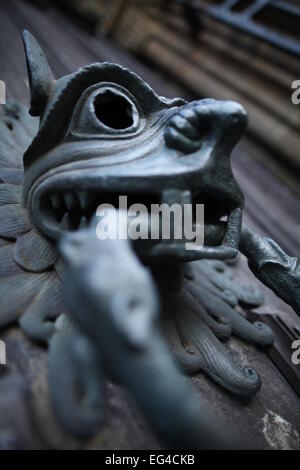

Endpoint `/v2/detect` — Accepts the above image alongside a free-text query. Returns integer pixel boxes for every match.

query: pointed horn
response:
[22,30,55,116]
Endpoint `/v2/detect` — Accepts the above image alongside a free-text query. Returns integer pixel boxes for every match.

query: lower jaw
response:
[136,236,238,263]
[111,212,240,262]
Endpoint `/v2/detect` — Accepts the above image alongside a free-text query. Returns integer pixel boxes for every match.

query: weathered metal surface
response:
[0,28,267,445]
[240,225,300,316]
[0,0,298,450]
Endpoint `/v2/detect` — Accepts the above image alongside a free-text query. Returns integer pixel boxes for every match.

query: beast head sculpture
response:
[22,31,245,262]
[0,30,299,449]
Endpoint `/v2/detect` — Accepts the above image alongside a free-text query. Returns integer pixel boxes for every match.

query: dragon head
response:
[22,31,246,262]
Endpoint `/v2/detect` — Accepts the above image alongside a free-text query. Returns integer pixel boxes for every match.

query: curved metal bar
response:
[240,224,300,316]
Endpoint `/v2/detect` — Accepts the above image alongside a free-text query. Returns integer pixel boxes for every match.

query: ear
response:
[22,30,55,117]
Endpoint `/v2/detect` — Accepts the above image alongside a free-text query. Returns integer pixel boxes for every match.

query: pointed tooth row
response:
[49,191,95,212]
[59,213,89,231]
[47,190,97,232]
[59,212,90,229]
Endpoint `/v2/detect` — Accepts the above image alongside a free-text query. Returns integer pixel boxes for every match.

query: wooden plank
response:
[3,0,184,99]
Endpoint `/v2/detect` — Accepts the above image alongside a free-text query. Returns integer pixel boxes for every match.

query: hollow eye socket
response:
[94,90,134,130]
[68,84,142,140]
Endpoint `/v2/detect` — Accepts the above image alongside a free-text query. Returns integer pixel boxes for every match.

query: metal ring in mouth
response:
[148,207,242,262]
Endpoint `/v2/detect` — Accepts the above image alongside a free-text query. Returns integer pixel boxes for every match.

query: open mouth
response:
[33,186,241,260]
[38,189,162,234]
